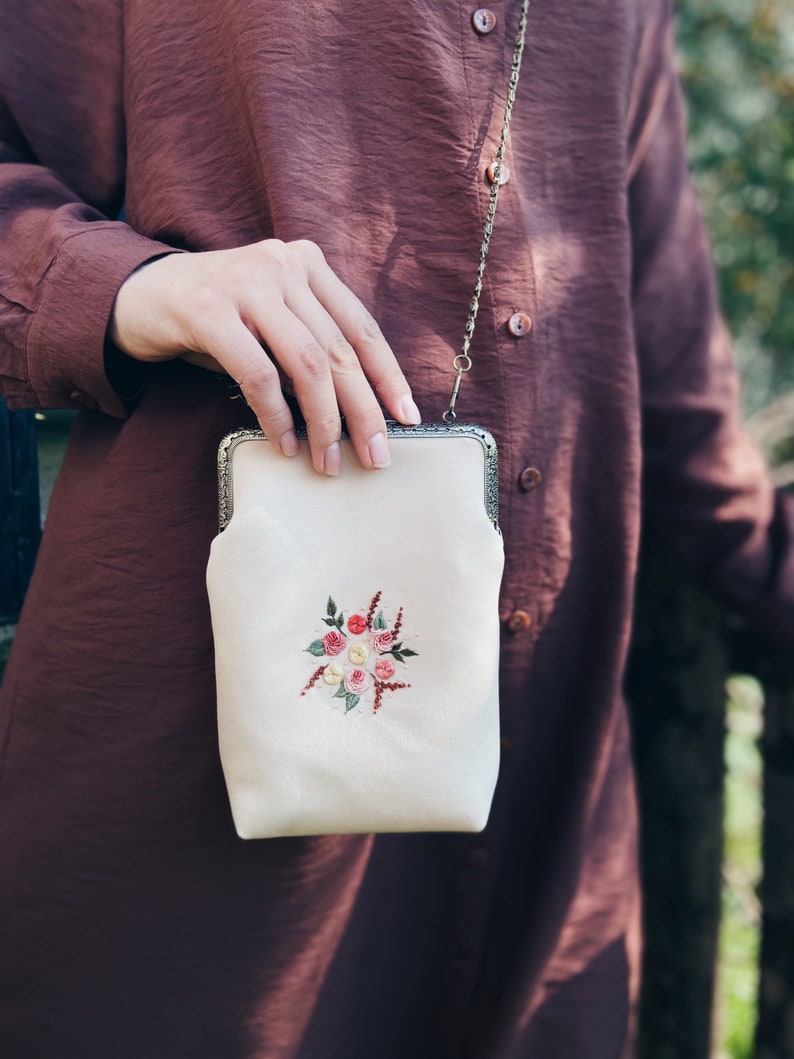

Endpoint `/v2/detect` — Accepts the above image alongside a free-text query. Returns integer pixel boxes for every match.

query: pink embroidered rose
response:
[347,614,367,635]
[369,630,393,654]
[322,629,347,656]
[375,659,396,680]
[344,668,370,695]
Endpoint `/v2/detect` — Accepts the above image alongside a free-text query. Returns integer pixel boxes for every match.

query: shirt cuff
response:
[24,223,180,419]
[103,341,151,407]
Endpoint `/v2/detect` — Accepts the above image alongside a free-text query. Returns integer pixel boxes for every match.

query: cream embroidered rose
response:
[322,663,344,686]
[349,643,369,665]
[344,668,370,695]
[322,629,346,656]
[375,659,396,680]
[369,630,393,654]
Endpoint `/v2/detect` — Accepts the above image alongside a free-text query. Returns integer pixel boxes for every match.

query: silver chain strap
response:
[443,0,531,423]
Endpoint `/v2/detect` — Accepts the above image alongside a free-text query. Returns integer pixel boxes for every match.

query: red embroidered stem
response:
[373,679,410,712]
[301,666,325,696]
[392,606,403,638]
[366,590,382,631]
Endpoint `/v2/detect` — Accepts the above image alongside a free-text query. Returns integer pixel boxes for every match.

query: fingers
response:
[243,301,344,474]
[196,311,301,459]
[282,286,391,471]
[237,240,421,473]
[202,298,348,474]
[110,239,422,474]
[302,246,422,428]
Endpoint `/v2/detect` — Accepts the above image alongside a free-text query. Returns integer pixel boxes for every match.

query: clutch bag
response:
[206,423,504,838]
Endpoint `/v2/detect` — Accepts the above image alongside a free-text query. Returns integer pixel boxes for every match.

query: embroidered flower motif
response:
[303,592,418,714]
[301,665,325,696]
[375,659,396,680]
[323,663,344,686]
[322,629,346,656]
[344,668,370,695]
[349,644,369,665]
[369,630,393,654]
[366,592,382,631]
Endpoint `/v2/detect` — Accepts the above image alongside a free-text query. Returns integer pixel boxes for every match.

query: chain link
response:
[444,0,531,423]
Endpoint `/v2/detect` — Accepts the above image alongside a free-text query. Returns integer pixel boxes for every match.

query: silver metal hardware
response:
[217,424,500,532]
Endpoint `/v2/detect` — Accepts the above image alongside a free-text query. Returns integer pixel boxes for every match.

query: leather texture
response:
[207,429,505,838]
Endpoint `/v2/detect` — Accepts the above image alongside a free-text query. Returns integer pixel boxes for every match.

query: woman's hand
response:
[109,239,421,475]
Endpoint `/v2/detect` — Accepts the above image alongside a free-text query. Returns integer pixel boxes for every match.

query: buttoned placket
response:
[477,17,542,650]
[434,7,539,1058]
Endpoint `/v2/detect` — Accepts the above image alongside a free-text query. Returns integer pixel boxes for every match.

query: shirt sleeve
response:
[0,1,179,419]
[628,3,794,650]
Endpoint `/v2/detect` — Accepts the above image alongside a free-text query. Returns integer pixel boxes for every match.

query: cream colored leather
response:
[207,429,504,838]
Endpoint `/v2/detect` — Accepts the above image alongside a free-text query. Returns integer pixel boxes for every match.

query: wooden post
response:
[0,400,41,624]
[626,535,729,1059]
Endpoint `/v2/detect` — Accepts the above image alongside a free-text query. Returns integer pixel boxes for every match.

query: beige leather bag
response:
[207,424,504,838]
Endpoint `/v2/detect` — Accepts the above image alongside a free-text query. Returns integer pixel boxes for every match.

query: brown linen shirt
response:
[1,2,792,1057]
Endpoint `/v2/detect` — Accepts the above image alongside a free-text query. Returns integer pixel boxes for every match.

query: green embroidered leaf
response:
[392,641,403,652]
[392,652,405,663]
[327,596,337,617]
[336,613,344,629]
[334,685,347,698]
[345,694,360,712]
[306,640,326,657]
[401,648,418,658]
[323,618,339,627]
[374,610,387,630]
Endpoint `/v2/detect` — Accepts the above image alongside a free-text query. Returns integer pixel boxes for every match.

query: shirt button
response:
[468,847,490,869]
[507,312,532,337]
[486,161,510,185]
[518,466,543,492]
[472,8,497,34]
[69,389,98,410]
[506,609,532,633]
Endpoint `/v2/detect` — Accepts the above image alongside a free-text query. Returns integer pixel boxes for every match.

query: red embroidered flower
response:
[344,668,370,695]
[375,659,396,680]
[322,629,347,656]
[347,614,367,635]
[369,630,393,654]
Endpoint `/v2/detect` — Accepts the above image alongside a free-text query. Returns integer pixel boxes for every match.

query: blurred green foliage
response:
[674,8,791,1057]
[676,0,794,417]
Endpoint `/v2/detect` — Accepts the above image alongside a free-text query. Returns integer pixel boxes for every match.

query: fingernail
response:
[368,432,391,469]
[280,430,299,456]
[400,395,422,425]
[324,442,341,477]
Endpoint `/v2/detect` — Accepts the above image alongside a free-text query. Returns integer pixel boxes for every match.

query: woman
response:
[1,1,791,1056]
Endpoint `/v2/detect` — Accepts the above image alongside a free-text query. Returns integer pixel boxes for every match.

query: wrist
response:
[109,251,182,360]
